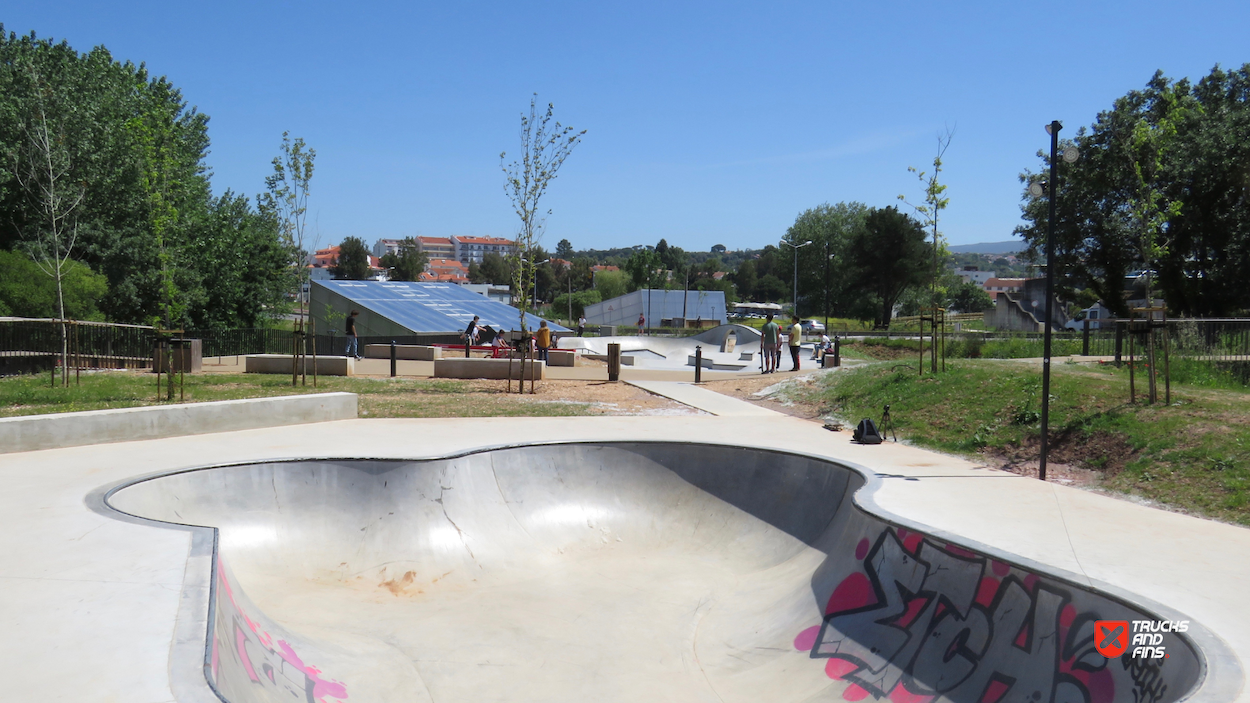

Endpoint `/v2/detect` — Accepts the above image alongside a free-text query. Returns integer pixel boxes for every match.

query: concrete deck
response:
[2,408,1247,701]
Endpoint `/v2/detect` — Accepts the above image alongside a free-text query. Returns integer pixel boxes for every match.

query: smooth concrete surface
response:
[245,353,354,376]
[560,325,785,373]
[105,445,1203,703]
[364,344,442,361]
[0,392,358,453]
[433,357,545,380]
[4,417,1249,702]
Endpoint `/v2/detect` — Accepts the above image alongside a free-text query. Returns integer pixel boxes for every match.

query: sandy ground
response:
[463,379,709,416]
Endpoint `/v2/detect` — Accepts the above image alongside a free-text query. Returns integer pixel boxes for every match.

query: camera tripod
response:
[880,404,898,442]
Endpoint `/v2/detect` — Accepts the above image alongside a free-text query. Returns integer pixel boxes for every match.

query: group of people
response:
[758,313,805,374]
[463,315,554,362]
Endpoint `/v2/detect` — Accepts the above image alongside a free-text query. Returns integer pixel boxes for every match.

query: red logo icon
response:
[1095,620,1129,657]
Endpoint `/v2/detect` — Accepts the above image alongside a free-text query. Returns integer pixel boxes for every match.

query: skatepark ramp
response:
[561,324,763,371]
[104,444,1206,703]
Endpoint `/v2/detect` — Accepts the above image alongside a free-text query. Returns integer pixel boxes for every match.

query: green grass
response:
[0,372,598,419]
[789,359,1250,526]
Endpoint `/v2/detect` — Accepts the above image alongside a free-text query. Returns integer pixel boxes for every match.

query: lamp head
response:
[1044,121,1062,136]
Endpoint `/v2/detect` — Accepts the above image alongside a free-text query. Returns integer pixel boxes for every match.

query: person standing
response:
[344,310,360,359]
[760,313,780,374]
[535,320,552,363]
[463,315,482,358]
[577,315,586,337]
[788,314,804,371]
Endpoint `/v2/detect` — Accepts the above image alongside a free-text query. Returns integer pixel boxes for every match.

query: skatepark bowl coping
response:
[100,442,1212,703]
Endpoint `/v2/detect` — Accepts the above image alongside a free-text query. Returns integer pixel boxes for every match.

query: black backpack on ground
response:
[853,418,884,444]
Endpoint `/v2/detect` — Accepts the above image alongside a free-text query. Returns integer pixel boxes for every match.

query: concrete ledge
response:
[245,354,354,376]
[364,344,442,361]
[0,392,358,454]
[434,357,545,380]
[546,349,579,367]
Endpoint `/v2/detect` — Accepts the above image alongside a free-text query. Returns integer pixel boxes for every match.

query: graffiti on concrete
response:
[211,559,348,703]
[794,527,1138,703]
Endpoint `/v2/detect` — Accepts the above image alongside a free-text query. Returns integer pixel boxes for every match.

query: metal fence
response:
[0,318,157,375]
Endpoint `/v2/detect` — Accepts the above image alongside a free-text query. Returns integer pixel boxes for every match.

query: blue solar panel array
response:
[314,281,567,333]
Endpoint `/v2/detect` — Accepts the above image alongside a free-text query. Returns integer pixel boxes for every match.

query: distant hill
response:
[948,240,1024,255]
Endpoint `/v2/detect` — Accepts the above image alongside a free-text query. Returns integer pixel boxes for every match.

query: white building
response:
[451,235,517,266]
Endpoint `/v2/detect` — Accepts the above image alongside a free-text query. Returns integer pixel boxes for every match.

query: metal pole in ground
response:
[694,345,702,383]
[1039,120,1061,482]
[390,340,397,378]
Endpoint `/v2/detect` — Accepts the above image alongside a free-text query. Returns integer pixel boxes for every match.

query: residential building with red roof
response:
[451,235,516,265]
[415,237,455,260]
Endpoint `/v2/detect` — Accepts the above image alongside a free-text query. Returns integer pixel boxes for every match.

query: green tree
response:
[7,57,86,379]
[1017,66,1250,316]
[784,202,868,317]
[0,249,107,320]
[478,252,513,285]
[380,237,428,281]
[846,207,930,328]
[899,130,953,310]
[755,274,786,302]
[0,29,288,330]
[500,95,585,332]
[732,260,758,300]
[185,191,291,328]
[334,237,371,280]
[947,279,994,313]
[555,238,574,260]
[624,247,662,292]
[594,270,628,301]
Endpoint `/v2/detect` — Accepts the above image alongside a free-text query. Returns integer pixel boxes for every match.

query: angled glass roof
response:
[314,281,567,333]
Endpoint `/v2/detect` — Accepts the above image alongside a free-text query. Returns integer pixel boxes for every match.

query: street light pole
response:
[781,239,813,317]
[1039,120,1061,482]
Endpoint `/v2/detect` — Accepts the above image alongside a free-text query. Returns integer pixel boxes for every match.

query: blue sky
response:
[6,1,1249,253]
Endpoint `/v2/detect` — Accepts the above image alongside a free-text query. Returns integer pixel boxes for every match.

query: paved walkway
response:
[2,412,1247,701]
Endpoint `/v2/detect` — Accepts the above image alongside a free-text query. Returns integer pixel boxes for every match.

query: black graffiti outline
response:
[810,528,1110,703]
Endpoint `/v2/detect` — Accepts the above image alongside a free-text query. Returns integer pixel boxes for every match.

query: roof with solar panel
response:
[311,280,566,333]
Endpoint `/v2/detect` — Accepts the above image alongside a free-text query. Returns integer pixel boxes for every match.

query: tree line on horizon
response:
[4,25,1246,329]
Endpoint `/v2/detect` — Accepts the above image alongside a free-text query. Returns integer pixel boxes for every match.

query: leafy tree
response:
[846,207,930,328]
[334,237,371,280]
[594,270,628,300]
[755,274,787,302]
[732,260,757,300]
[947,279,994,313]
[555,238,574,260]
[552,289,601,320]
[1017,65,1250,316]
[783,202,868,317]
[478,252,513,285]
[899,130,953,309]
[0,249,106,320]
[7,56,86,378]
[500,95,585,332]
[624,247,662,292]
[380,237,428,281]
[185,191,291,328]
[0,29,291,329]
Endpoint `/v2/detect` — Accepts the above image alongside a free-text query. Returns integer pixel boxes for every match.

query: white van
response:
[1065,304,1106,330]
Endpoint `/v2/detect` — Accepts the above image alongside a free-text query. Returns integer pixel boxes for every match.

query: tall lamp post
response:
[1032,120,1079,482]
[781,239,813,317]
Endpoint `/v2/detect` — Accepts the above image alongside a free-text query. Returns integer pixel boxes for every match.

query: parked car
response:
[800,319,826,333]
